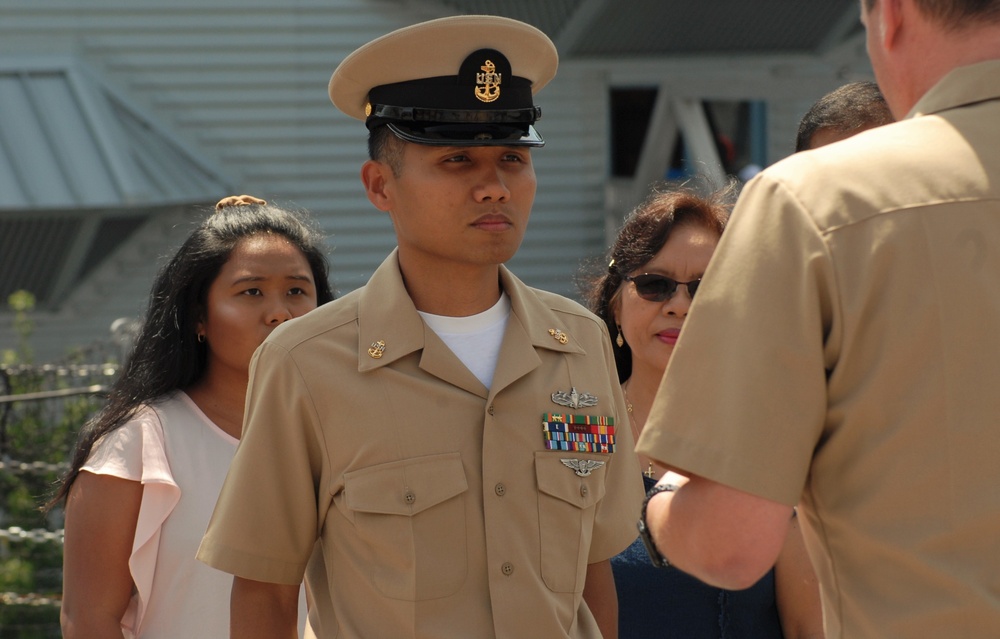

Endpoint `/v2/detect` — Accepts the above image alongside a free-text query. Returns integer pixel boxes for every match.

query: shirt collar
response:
[357,250,585,372]
[907,59,1000,119]
[499,266,586,356]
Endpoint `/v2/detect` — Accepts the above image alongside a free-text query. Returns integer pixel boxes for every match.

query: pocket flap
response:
[535,453,606,509]
[345,453,468,516]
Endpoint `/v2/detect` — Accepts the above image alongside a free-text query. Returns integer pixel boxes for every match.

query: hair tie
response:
[216,194,267,211]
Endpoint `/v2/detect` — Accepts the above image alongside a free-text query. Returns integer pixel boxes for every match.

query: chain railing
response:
[0,526,64,544]
[1,591,62,606]
[1,348,119,630]
[0,459,70,475]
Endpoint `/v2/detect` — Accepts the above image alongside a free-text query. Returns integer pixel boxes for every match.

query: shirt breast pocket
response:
[535,452,607,593]
[344,453,468,600]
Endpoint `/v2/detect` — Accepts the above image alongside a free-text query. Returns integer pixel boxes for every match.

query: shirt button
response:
[403,490,416,505]
[487,404,495,416]
[495,483,506,497]
[501,562,514,576]
[580,485,589,498]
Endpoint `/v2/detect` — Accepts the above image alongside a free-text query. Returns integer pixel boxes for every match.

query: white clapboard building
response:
[0,0,871,361]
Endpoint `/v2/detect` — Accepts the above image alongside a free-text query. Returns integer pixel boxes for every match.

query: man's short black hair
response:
[795,81,894,152]
[368,125,405,176]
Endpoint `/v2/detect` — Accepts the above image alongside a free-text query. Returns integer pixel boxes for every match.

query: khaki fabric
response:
[199,250,644,638]
[638,61,1000,639]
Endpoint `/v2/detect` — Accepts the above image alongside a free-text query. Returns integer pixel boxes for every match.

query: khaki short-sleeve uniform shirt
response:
[637,61,1000,639]
[199,251,643,639]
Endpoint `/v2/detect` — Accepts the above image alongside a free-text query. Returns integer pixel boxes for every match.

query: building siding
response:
[0,0,863,360]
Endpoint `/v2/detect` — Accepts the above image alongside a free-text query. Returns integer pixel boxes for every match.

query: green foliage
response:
[2,290,36,367]
[1,291,109,637]
[0,602,63,639]
[0,557,33,592]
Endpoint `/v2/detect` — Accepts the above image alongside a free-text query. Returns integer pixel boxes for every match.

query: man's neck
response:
[896,16,1000,116]
[397,253,503,317]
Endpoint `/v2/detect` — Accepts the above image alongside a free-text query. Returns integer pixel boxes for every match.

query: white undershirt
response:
[418,293,511,389]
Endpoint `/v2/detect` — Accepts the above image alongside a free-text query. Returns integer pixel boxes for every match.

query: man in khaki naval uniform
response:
[634,1,1000,638]
[197,15,643,639]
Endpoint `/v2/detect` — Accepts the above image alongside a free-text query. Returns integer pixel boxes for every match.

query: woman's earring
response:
[197,333,206,343]
[615,327,624,348]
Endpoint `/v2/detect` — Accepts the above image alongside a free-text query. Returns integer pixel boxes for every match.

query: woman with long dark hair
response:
[53,198,334,639]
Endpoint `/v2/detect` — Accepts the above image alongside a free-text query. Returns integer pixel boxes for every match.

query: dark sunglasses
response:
[624,273,701,302]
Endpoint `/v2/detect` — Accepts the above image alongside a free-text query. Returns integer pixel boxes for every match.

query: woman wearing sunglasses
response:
[586,184,824,639]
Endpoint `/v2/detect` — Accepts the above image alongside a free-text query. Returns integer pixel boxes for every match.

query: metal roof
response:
[0,56,232,308]
[0,55,231,210]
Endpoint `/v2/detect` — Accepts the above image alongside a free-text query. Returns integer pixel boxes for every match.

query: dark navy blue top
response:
[611,476,785,639]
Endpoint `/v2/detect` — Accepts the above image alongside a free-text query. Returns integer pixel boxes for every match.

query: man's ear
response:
[361,160,393,212]
[879,0,904,50]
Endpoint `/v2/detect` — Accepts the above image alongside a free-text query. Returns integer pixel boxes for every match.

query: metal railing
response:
[1,354,118,625]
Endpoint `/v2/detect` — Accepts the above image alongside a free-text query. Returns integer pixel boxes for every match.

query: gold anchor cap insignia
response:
[367,340,386,359]
[548,328,568,344]
[551,387,598,409]
[561,458,606,477]
[475,59,501,103]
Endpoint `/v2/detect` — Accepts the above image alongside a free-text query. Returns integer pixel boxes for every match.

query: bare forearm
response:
[61,472,142,639]
[60,615,126,639]
[231,577,300,639]
[774,515,825,639]
[644,475,792,590]
[582,559,618,639]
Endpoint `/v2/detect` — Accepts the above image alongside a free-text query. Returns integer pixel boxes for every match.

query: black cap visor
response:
[386,122,544,147]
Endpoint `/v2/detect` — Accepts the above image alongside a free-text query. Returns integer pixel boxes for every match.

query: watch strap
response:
[637,483,677,569]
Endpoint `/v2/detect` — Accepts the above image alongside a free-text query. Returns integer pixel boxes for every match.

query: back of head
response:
[327,15,558,162]
[864,0,1000,29]
[586,182,734,382]
[796,81,894,152]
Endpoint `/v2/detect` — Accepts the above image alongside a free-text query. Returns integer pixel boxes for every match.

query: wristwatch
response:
[637,483,677,569]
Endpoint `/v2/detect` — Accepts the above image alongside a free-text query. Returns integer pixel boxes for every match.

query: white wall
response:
[0,0,870,361]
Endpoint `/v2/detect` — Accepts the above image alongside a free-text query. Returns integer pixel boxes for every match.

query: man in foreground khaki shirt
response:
[637,1,1000,637]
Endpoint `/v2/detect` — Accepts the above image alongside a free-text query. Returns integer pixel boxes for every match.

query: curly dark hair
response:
[584,183,734,383]
[47,203,334,508]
